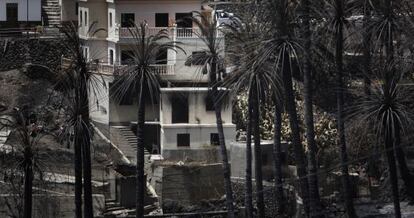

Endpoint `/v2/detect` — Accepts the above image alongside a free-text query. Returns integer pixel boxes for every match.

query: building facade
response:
[0,0,42,27]
[83,0,236,160]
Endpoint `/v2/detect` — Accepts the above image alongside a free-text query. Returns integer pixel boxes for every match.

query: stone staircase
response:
[42,0,61,27]
[110,126,150,164]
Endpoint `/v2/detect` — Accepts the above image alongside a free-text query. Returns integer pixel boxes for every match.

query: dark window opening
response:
[109,12,113,27]
[6,3,18,27]
[175,13,193,28]
[79,9,82,26]
[84,11,88,26]
[205,95,215,111]
[109,49,114,65]
[121,13,135,27]
[262,154,268,165]
[210,133,219,146]
[171,95,189,123]
[155,13,169,27]
[121,50,134,65]
[75,2,79,15]
[177,134,190,147]
[155,48,168,64]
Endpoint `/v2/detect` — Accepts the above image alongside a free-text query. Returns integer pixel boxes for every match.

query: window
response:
[177,134,190,147]
[83,47,89,60]
[262,153,268,165]
[75,2,79,15]
[84,11,88,26]
[109,12,113,28]
[191,51,206,65]
[79,9,82,26]
[175,13,193,28]
[210,133,219,146]
[205,95,215,111]
[109,49,114,65]
[121,50,134,65]
[171,96,189,123]
[6,3,18,27]
[155,13,169,27]
[121,13,135,27]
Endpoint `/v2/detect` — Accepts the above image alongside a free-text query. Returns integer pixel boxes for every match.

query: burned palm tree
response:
[185,12,236,218]
[58,22,105,218]
[0,109,43,218]
[348,68,414,218]
[225,7,283,216]
[314,0,357,216]
[111,22,181,218]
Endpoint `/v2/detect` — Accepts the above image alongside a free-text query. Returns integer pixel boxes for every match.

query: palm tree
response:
[315,1,357,216]
[224,8,282,217]
[300,0,323,216]
[59,23,105,218]
[185,12,236,218]
[111,22,180,218]
[261,0,311,215]
[272,103,285,215]
[348,67,414,218]
[0,109,43,218]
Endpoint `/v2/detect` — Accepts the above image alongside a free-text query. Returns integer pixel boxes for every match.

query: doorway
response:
[6,3,18,28]
[155,13,169,27]
[171,95,189,123]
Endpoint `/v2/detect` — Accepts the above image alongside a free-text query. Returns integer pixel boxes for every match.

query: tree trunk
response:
[211,60,235,218]
[281,51,310,216]
[74,125,83,218]
[214,96,235,218]
[302,0,322,216]
[252,88,265,218]
[335,2,356,217]
[385,132,401,218]
[245,96,254,218]
[272,105,285,215]
[80,72,94,218]
[136,88,146,218]
[362,8,371,95]
[394,127,414,201]
[23,149,33,218]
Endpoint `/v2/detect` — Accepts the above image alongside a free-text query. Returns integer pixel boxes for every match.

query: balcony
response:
[92,63,175,75]
[116,26,223,39]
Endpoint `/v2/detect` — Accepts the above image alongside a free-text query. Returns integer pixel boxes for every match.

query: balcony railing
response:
[117,26,223,39]
[92,63,175,75]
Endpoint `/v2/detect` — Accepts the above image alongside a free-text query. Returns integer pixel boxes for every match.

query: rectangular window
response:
[79,9,82,26]
[121,13,135,27]
[121,50,134,65]
[155,13,169,27]
[75,2,79,15]
[210,133,219,146]
[6,3,18,25]
[205,95,215,111]
[171,96,189,123]
[109,49,114,65]
[83,47,89,60]
[109,12,113,28]
[177,134,190,147]
[84,11,88,27]
[175,13,193,28]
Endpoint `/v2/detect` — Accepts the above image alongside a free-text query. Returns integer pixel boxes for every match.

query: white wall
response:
[114,0,201,27]
[0,0,41,21]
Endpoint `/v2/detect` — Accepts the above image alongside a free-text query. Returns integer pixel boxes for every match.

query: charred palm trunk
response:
[211,62,235,218]
[302,0,322,216]
[245,93,254,218]
[23,148,33,218]
[136,86,146,218]
[272,105,285,215]
[385,129,401,218]
[252,87,265,218]
[80,68,93,218]
[281,50,310,216]
[394,126,414,201]
[335,2,356,216]
[74,122,83,218]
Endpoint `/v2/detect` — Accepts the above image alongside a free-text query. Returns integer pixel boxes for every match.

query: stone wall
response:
[0,38,65,72]
[0,194,105,218]
[151,163,224,208]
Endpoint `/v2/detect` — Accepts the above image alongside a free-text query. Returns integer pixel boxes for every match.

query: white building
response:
[82,0,236,161]
[0,0,42,27]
